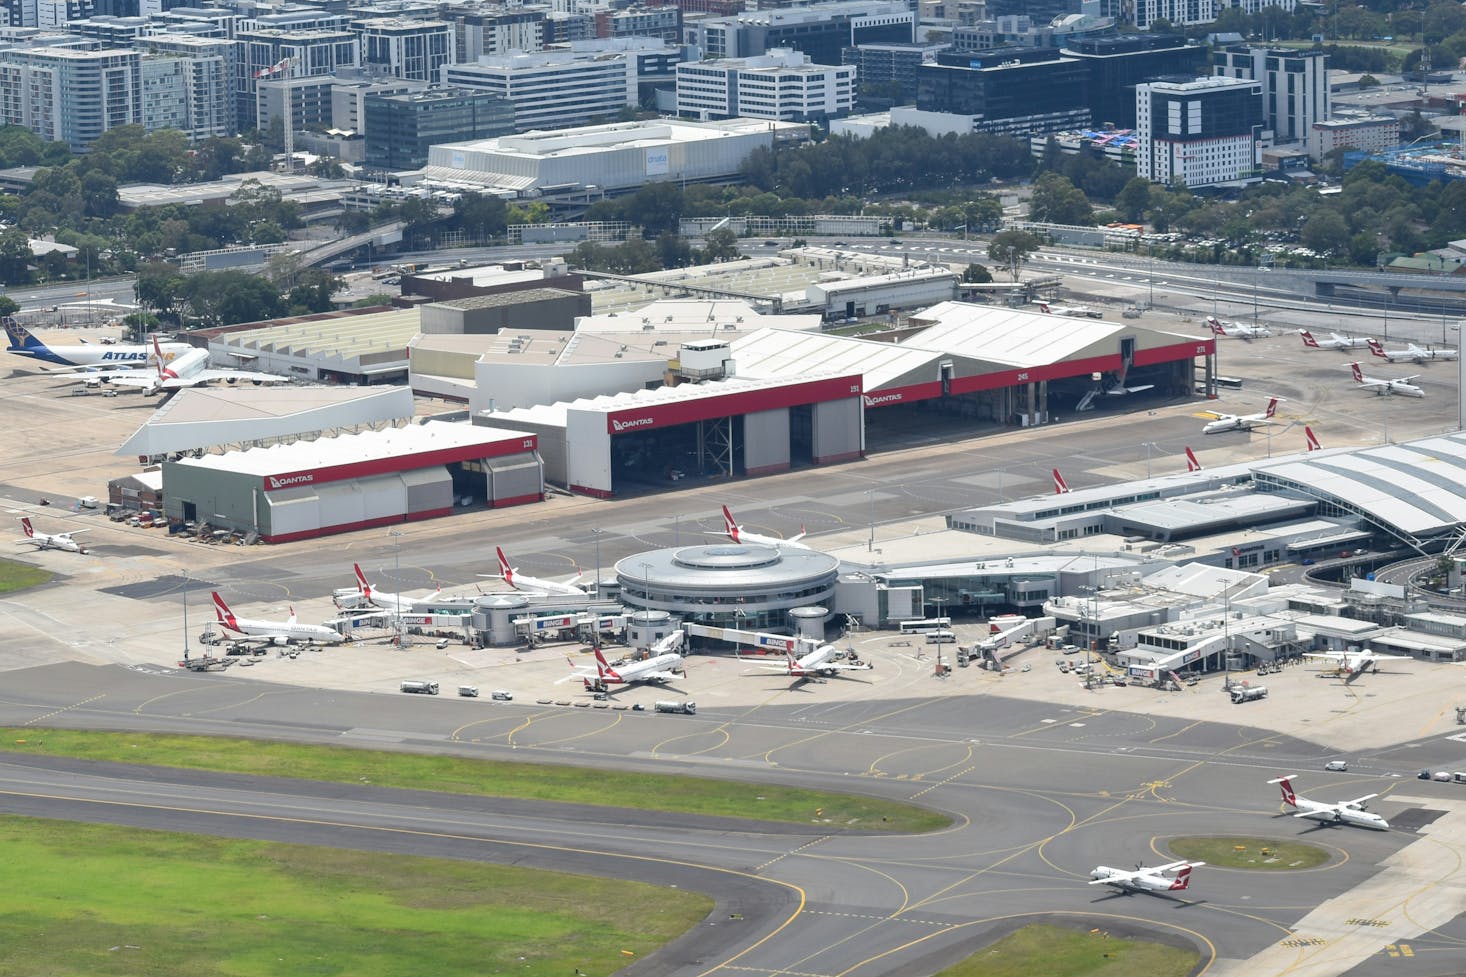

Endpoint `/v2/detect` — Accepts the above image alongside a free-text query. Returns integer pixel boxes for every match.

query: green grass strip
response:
[1,728,950,832]
[0,558,52,594]
[1168,836,1331,870]
[0,815,711,977]
[934,923,1199,977]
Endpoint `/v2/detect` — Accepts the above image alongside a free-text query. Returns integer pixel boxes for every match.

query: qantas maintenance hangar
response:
[160,421,543,542]
[468,301,1216,497]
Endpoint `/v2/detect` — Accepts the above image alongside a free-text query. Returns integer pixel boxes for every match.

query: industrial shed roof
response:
[904,301,1192,367]
[729,327,941,390]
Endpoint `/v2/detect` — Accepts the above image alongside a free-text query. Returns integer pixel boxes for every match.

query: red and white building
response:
[160,421,543,542]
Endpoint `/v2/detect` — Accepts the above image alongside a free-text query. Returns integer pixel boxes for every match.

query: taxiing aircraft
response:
[1201,397,1280,435]
[579,645,683,692]
[1305,426,1322,452]
[1207,315,1273,340]
[1037,301,1102,319]
[351,562,441,613]
[748,644,872,679]
[211,591,345,645]
[1299,329,1370,351]
[4,317,190,370]
[1088,861,1203,894]
[1185,447,1203,472]
[1304,647,1410,677]
[60,336,288,396]
[15,515,89,553]
[492,546,586,596]
[1349,361,1423,398]
[712,505,808,549]
[1052,469,1071,494]
[1268,775,1389,830]
[1369,338,1458,364]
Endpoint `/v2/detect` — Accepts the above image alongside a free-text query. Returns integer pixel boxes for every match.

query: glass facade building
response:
[364,87,514,170]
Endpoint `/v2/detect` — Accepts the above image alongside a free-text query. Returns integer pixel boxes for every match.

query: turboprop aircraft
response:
[1088,861,1203,894]
[1369,338,1457,363]
[1268,774,1389,830]
[1349,361,1424,398]
[1207,315,1272,340]
[15,516,89,553]
[1299,329,1369,351]
[1201,397,1280,434]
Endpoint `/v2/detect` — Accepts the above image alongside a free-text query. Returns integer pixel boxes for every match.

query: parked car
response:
[1435,771,1454,782]
[1325,760,1348,772]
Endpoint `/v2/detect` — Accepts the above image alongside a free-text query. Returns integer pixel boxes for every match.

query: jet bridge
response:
[682,622,801,654]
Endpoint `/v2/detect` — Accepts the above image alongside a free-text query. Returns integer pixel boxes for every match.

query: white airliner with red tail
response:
[61,336,288,395]
[748,644,872,679]
[1202,397,1280,434]
[1037,301,1101,319]
[352,562,441,612]
[578,646,683,691]
[1369,338,1457,363]
[1089,861,1203,894]
[1304,647,1410,677]
[1299,329,1369,351]
[211,592,344,645]
[713,506,808,549]
[16,516,89,553]
[1268,775,1389,830]
[1052,469,1071,494]
[1305,426,1322,451]
[1350,361,1424,397]
[1185,447,1202,472]
[1207,316,1273,339]
[492,546,586,596]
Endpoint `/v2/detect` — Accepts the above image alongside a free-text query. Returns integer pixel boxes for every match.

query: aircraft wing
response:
[638,669,682,683]
[1200,410,1231,420]
[1397,375,1421,383]
[1344,793,1378,808]
[48,368,142,384]
[821,660,872,672]
[191,368,289,385]
[104,373,168,390]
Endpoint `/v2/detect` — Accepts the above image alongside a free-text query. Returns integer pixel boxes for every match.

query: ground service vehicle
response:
[458,685,478,697]
[400,680,439,695]
[655,700,696,715]
[490,689,513,701]
[1232,685,1267,703]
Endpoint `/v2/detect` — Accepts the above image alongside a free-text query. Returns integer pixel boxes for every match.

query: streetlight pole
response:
[182,575,191,662]
[867,489,875,551]
[389,529,403,648]
[1142,441,1157,479]
[591,528,602,599]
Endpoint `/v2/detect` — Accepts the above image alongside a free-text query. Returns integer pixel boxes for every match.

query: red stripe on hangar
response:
[261,434,538,491]
[605,375,864,434]
[862,381,943,408]
[947,340,1211,394]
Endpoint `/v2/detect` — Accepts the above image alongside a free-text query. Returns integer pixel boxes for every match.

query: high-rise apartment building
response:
[0,46,140,150]
[677,47,855,121]
[357,17,454,82]
[441,48,637,131]
[686,0,914,64]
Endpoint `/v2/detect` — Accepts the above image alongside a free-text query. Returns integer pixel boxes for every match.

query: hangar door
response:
[812,398,863,464]
[264,485,320,539]
[486,452,544,507]
[401,468,453,517]
[315,476,406,530]
[742,408,790,476]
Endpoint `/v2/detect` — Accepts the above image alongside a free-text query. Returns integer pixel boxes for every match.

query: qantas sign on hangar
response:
[478,374,865,497]
[162,421,544,543]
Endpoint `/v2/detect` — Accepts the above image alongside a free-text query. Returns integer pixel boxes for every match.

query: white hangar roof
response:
[904,301,1192,366]
[1253,431,1466,542]
[116,385,416,458]
[175,420,530,478]
[729,327,940,389]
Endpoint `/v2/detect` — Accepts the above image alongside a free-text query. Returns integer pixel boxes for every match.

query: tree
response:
[987,229,1043,280]
[0,227,32,285]
[287,268,342,314]
[121,311,159,342]
[181,270,285,327]
[961,263,992,284]
[1114,178,1152,223]
[1028,173,1094,226]
[0,294,18,317]
[698,227,740,263]
[1300,210,1348,256]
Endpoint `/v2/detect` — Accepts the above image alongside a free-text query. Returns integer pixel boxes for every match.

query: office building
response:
[256,74,334,135]
[357,17,454,82]
[331,74,425,132]
[1213,45,1328,145]
[1136,76,1262,188]
[686,0,914,65]
[841,41,943,101]
[441,48,637,132]
[364,87,514,170]
[600,5,680,43]
[1065,33,1206,129]
[677,47,855,122]
[1113,0,1216,30]
[148,6,237,38]
[67,14,148,43]
[35,0,92,28]
[917,46,1090,136]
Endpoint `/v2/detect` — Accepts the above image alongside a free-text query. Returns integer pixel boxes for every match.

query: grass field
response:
[933,923,1198,977]
[1,728,950,832]
[1168,836,1331,870]
[0,815,711,977]
[0,558,51,594]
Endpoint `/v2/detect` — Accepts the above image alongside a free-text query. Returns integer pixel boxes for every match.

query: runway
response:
[4,662,1463,977]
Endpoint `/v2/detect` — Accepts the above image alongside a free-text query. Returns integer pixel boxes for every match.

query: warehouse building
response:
[161,421,543,542]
